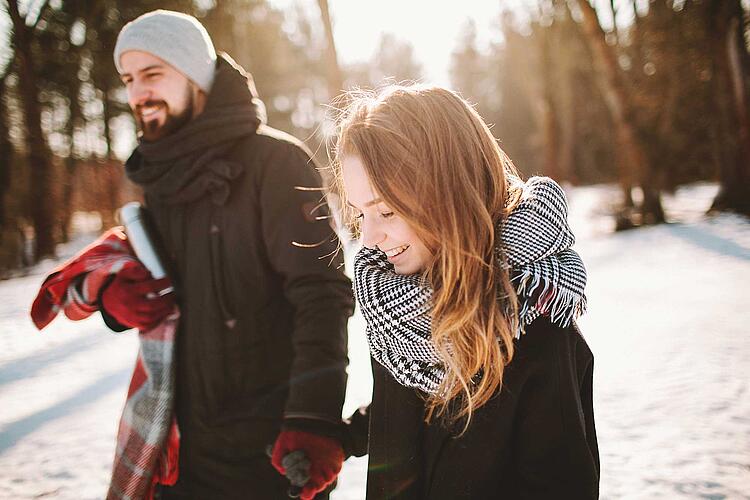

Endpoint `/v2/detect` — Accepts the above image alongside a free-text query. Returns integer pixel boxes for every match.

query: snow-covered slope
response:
[1,183,748,499]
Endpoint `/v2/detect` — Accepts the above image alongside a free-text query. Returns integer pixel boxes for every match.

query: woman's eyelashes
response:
[353,210,395,220]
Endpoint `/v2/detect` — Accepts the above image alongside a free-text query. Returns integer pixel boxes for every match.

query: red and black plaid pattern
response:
[31,228,180,500]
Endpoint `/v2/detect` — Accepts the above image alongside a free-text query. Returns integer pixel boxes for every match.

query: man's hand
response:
[99,264,174,331]
[271,430,344,500]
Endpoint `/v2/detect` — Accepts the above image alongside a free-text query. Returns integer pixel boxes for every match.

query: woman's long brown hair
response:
[331,85,523,429]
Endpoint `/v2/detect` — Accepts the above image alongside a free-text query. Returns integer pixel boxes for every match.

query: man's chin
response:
[139,120,169,142]
[140,128,169,142]
[137,105,194,142]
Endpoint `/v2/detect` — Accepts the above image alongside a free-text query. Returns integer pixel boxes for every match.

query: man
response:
[103,10,354,499]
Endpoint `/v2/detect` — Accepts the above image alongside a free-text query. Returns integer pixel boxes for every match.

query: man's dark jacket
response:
[117,54,354,497]
[365,317,600,500]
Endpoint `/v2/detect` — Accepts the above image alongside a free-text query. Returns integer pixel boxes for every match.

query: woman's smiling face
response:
[341,154,432,275]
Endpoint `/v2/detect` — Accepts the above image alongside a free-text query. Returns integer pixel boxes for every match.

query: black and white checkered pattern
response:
[353,177,587,394]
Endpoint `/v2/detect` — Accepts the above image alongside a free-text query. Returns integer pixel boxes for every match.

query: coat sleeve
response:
[511,322,600,499]
[257,138,355,425]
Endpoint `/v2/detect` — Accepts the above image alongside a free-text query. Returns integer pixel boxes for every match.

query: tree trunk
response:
[539,21,562,181]
[203,2,235,56]
[557,9,577,183]
[0,76,11,230]
[710,0,750,214]
[573,0,664,224]
[102,90,113,159]
[0,70,24,274]
[7,0,56,259]
[316,0,344,101]
[60,80,83,243]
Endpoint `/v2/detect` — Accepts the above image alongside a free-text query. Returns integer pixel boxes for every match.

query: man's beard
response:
[136,89,194,142]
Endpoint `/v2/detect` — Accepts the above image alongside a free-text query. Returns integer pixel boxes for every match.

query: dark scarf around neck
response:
[125,53,265,205]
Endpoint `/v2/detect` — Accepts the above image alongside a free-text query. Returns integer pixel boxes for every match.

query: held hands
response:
[99,264,175,331]
[271,430,345,500]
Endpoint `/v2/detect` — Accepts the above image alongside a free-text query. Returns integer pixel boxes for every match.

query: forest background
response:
[0,0,748,275]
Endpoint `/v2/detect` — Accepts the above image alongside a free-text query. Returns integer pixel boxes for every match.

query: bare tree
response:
[316,0,344,101]
[572,0,665,224]
[709,0,750,215]
[0,75,11,231]
[6,0,56,259]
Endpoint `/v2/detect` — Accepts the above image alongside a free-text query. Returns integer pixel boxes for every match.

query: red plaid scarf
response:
[30,228,180,500]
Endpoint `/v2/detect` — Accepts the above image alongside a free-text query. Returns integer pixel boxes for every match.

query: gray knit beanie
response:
[114,10,217,92]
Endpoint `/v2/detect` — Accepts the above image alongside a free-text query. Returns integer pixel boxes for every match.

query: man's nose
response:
[128,82,152,108]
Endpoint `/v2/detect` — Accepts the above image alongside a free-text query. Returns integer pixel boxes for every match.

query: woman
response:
[332,85,600,499]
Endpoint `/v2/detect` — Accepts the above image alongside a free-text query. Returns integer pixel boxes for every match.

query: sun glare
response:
[269,0,528,85]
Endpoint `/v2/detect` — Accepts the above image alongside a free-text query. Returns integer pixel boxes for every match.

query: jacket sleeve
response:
[258,139,355,425]
[511,322,600,499]
[342,404,370,458]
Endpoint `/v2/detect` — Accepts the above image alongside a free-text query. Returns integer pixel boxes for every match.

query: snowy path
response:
[1,183,749,499]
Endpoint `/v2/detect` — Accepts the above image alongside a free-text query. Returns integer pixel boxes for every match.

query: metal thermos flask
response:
[119,202,173,296]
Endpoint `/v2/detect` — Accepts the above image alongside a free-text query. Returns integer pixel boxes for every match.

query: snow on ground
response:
[1,183,749,499]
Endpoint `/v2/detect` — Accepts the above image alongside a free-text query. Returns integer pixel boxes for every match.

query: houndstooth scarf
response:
[353,176,587,395]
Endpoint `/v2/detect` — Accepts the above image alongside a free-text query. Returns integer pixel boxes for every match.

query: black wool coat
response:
[365,316,600,500]
[116,55,354,498]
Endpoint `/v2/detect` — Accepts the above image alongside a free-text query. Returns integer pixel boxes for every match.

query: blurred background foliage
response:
[0,0,749,276]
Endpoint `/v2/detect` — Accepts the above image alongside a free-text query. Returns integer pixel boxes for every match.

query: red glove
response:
[271,430,344,500]
[99,264,175,331]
